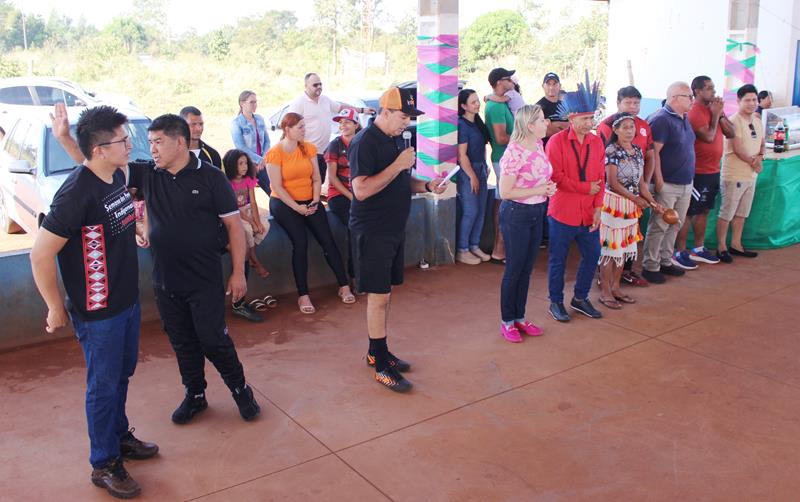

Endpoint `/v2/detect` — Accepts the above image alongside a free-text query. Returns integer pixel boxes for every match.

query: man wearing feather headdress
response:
[544,72,605,322]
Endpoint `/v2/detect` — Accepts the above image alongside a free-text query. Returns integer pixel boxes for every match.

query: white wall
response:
[606,0,731,101]
[608,0,800,107]
[754,0,800,107]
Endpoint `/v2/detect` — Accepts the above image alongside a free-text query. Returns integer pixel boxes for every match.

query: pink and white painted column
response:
[416,0,459,183]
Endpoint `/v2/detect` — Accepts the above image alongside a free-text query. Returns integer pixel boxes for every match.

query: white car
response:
[0,108,151,234]
[266,94,373,148]
[0,76,142,117]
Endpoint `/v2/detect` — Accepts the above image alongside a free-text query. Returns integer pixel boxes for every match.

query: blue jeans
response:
[70,302,141,468]
[547,217,601,303]
[499,201,545,322]
[456,162,489,251]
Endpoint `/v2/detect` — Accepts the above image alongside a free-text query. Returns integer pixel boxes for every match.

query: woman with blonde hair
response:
[496,104,557,343]
[266,112,354,314]
[231,90,271,194]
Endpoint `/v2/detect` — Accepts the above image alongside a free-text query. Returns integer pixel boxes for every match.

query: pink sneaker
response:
[514,320,543,337]
[500,324,523,343]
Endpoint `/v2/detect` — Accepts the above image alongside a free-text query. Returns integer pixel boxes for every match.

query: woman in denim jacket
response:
[231,90,271,194]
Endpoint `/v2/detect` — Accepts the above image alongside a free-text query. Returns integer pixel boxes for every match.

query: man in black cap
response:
[536,72,570,146]
[348,86,446,392]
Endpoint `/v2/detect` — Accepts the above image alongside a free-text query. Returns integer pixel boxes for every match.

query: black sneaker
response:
[659,264,685,277]
[232,302,263,322]
[716,250,733,263]
[171,391,208,425]
[366,352,411,372]
[641,269,665,284]
[374,367,412,393]
[119,428,159,460]
[549,302,570,322]
[91,458,141,499]
[570,298,603,319]
[232,384,261,421]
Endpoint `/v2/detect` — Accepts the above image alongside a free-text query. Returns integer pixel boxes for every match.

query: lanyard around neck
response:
[570,140,590,182]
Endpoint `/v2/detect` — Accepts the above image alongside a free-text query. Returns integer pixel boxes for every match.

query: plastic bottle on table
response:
[773,122,785,153]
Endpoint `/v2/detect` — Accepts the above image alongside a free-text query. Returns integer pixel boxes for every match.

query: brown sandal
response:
[612,292,636,304]
[598,297,622,310]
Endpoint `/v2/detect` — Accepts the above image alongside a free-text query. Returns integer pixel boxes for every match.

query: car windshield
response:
[45,119,152,176]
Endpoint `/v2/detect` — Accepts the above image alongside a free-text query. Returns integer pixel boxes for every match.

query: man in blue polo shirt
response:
[642,82,697,284]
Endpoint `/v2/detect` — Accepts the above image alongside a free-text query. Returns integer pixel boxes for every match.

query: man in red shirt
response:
[597,86,654,286]
[673,76,734,268]
[545,81,605,322]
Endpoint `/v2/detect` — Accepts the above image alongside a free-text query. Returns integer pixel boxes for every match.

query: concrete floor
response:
[2,245,800,501]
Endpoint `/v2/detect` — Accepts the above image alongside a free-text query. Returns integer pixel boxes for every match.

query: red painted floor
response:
[2,246,800,501]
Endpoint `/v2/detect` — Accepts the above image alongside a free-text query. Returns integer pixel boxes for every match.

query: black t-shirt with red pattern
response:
[323,135,352,199]
[42,166,138,321]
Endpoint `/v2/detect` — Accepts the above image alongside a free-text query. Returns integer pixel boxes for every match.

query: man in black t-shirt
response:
[536,72,569,147]
[31,105,158,499]
[53,109,261,426]
[349,86,446,392]
[179,106,222,168]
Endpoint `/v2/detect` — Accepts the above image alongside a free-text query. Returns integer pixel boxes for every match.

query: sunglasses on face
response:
[312,83,322,88]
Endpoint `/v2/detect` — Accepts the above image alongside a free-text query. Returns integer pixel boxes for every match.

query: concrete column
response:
[417,0,458,265]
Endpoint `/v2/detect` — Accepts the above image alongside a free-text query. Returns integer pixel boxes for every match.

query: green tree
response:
[132,0,168,44]
[314,0,356,75]
[542,8,608,87]
[105,16,148,54]
[460,10,529,71]
[206,29,230,61]
[0,55,23,78]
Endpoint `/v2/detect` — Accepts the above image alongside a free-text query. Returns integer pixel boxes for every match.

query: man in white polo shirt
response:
[288,72,375,185]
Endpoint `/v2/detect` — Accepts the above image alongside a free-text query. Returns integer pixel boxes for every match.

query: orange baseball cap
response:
[378,87,425,116]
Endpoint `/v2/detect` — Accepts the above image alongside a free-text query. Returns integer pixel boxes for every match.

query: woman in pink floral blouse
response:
[497,104,558,343]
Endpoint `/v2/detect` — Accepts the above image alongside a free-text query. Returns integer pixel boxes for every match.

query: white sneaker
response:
[470,247,491,262]
[456,250,481,265]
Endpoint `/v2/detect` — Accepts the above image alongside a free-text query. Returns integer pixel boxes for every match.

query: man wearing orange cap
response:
[349,86,446,392]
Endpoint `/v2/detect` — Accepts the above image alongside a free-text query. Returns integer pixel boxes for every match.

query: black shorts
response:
[352,231,404,294]
[687,172,720,216]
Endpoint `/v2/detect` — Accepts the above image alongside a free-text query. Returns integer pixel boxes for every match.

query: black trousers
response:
[154,285,245,394]
[269,197,348,296]
[327,195,354,279]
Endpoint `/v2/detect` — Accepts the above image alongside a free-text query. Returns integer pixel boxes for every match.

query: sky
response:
[14,0,585,35]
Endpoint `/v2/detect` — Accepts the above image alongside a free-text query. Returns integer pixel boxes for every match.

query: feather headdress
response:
[557,70,601,120]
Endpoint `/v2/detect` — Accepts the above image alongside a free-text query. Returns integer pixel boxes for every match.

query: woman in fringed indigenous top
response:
[598,113,662,309]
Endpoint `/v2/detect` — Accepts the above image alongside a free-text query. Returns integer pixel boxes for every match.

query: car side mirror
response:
[8,159,34,174]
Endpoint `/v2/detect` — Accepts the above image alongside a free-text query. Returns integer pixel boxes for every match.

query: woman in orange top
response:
[266,112,355,314]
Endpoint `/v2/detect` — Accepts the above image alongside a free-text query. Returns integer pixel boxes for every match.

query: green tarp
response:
[686,154,800,249]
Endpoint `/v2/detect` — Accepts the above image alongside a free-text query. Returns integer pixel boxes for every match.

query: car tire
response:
[0,190,24,234]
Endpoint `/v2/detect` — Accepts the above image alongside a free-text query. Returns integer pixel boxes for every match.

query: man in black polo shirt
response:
[349,86,446,392]
[53,110,260,424]
[33,104,158,499]
[179,106,222,168]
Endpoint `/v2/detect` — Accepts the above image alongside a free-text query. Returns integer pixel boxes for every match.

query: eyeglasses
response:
[97,136,131,147]
[674,94,694,100]
[748,123,757,139]
[312,83,322,88]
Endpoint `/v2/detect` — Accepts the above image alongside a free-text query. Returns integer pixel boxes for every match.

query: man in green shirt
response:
[485,67,516,263]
